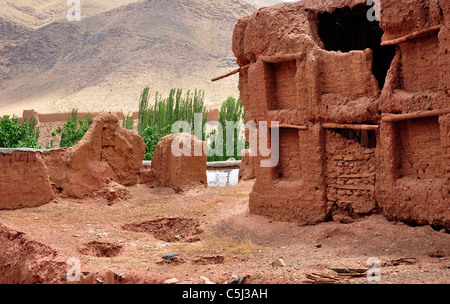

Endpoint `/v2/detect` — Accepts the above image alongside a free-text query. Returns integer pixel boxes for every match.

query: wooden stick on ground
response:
[382,108,450,122]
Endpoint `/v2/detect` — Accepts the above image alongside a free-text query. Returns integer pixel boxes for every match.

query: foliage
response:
[207,96,246,162]
[52,109,93,148]
[140,124,172,160]
[138,87,208,160]
[0,115,40,149]
[122,113,135,130]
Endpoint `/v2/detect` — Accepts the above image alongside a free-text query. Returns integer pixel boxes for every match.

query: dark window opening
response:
[335,128,377,148]
[318,5,396,89]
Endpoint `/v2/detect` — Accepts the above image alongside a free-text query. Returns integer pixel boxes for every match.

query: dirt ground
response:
[0,180,448,284]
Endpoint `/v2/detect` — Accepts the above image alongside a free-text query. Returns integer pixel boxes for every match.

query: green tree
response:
[0,115,40,149]
[208,97,246,162]
[137,87,208,160]
[52,109,93,148]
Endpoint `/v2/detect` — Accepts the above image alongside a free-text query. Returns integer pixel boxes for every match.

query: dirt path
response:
[0,181,448,284]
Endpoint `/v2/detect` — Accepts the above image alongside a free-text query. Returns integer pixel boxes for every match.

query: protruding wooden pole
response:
[211,64,250,82]
[381,25,441,46]
[382,108,450,122]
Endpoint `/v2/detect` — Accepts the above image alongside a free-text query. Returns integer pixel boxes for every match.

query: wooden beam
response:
[259,53,305,63]
[382,108,450,122]
[381,25,441,46]
[211,64,250,82]
[338,174,375,179]
[334,185,375,191]
[272,124,308,130]
[105,270,115,284]
[322,123,379,130]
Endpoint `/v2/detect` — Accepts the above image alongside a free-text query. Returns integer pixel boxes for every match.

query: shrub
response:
[0,115,40,149]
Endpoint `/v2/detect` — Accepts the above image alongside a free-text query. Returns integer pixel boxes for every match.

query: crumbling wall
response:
[0,113,145,209]
[238,149,256,181]
[141,133,207,192]
[48,113,145,199]
[325,130,377,221]
[249,125,327,226]
[0,150,54,210]
[234,0,449,229]
[377,116,449,230]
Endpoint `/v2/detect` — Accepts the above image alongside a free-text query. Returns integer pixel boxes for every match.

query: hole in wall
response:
[334,128,377,148]
[318,4,396,89]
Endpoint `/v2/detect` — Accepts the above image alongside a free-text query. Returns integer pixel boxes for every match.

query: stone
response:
[271,259,286,268]
[164,278,179,284]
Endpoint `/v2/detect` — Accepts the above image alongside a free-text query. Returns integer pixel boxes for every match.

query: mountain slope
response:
[0,0,258,115]
[0,0,140,29]
[0,0,290,115]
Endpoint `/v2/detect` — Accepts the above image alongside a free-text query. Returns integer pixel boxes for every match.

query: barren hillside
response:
[0,0,281,116]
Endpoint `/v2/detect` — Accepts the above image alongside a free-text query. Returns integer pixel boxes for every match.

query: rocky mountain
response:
[0,0,286,115]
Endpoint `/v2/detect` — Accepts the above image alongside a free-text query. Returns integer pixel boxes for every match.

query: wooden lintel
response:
[334,185,375,191]
[338,174,375,179]
[273,124,308,130]
[322,123,379,130]
[381,25,441,46]
[259,53,305,63]
[382,108,450,122]
[211,64,250,82]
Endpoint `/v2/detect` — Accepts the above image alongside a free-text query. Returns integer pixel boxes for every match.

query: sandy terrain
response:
[0,180,448,284]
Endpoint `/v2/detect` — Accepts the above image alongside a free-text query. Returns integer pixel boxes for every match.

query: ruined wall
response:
[375,0,449,230]
[249,125,327,226]
[234,0,449,229]
[142,133,207,192]
[325,130,377,221]
[238,149,256,181]
[377,117,449,230]
[0,150,54,210]
[0,113,145,209]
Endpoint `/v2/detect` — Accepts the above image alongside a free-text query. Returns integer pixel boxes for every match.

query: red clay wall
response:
[325,130,377,221]
[249,124,327,225]
[144,133,207,193]
[0,150,54,210]
[234,0,449,229]
[377,116,449,229]
[0,114,145,209]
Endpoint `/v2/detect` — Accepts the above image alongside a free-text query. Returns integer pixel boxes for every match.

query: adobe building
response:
[232,0,449,230]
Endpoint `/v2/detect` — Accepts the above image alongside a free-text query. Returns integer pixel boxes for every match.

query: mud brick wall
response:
[397,117,443,179]
[0,150,54,210]
[441,115,450,203]
[234,0,449,228]
[440,0,450,103]
[377,116,449,230]
[325,130,377,218]
[0,114,146,210]
[249,124,327,225]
